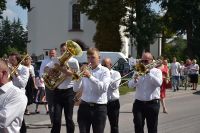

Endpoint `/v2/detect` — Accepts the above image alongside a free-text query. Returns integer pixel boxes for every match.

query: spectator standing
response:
[170,57,180,92]
[189,59,199,90]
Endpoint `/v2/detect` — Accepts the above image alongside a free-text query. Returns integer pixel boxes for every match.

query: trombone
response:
[112,59,163,86]
[8,54,29,79]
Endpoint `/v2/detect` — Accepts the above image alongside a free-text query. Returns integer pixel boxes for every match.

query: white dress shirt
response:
[128,68,162,101]
[39,57,54,77]
[73,64,111,104]
[0,81,27,133]
[46,57,80,89]
[108,69,121,101]
[12,64,29,94]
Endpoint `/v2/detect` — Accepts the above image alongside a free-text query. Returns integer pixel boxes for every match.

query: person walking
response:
[39,49,57,125]
[128,52,162,133]
[170,57,180,92]
[73,48,111,133]
[102,58,121,133]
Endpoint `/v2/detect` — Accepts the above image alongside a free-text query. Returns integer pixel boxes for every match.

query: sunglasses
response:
[141,59,151,63]
[87,56,96,59]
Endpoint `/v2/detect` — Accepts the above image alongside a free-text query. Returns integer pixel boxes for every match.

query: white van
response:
[74,51,128,65]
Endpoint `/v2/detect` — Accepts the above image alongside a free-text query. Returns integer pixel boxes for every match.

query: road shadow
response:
[120,111,132,114]
[193,90,200,95]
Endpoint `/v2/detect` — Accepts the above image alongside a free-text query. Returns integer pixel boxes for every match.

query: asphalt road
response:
[25,88,200,133]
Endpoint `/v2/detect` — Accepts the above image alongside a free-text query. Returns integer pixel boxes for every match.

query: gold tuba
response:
[43,40,82,90]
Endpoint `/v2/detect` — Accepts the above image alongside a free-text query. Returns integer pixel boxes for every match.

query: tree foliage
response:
[161,0,200,58]
[16,0,30,11]
[162,37,187,61]
[0,17,28,57]
[0,0,6,18]
[79,0,127,51]
[124,0,162,57]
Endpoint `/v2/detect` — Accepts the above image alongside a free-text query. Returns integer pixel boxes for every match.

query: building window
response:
[72,4,80,30]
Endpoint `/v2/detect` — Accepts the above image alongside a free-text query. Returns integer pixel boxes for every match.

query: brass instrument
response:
[43,40,82,90]
[73,63,92,106]
[8,54,29,79]
[112,59,163,86]
[72,63,92,81]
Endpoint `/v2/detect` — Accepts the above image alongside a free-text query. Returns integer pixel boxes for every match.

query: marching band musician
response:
[8,52,29,133]
[102,58,121,133]
[128,52,162,133]
[73,48,111,133]
[39,49,57,125]
[49,43,79,133]
[0,59,27,133]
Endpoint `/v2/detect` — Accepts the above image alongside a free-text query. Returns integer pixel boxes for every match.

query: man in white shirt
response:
[9,52,29,133]
[39,49,56,124]
[102,58,121,133]
[0,59,27,133]
[73,48,111,133]
[49,42,79,133]
[189,59,199,90]
[170,57,180,92]
[128,52,162,133]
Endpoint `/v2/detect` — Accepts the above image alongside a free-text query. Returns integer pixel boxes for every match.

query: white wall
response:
[28,0,96,58]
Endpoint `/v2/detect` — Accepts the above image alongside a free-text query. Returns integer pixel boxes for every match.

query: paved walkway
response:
[25,86,198,132]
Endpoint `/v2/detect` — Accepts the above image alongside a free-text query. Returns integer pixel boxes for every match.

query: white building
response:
[27,0,161,59]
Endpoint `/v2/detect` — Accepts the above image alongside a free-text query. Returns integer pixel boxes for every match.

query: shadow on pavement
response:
[193,90,200,95]
[120,111,132,113]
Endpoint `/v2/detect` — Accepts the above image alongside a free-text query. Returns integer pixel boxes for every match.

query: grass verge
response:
[119,85,135,95]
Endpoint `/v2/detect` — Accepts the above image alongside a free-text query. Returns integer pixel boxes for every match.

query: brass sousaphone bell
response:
[43,40,82,90]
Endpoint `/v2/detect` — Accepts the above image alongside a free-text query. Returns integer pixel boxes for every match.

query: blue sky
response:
[3,0,160,28]
[3,0,27,27]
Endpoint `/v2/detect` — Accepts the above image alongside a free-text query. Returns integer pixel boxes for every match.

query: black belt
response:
[135,99,160,104]
[55,87,73,91]
[81,100,107,107]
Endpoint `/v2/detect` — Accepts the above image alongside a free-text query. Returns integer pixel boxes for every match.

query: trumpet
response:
[112,59,163,86]
[73,63,92,106]
[72,63,92,81]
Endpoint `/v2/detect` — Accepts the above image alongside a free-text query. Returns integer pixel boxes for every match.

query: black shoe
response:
[35,110,40,114]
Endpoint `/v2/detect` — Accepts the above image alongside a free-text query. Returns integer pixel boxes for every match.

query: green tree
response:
[124,0,162,57]
[0,17,12,56]
[16,0,30,11]
[11,18,28,52]
[0,18,28,57]
[161,0,200,58]
[0,0,6,18]
[80,0,127,51]
[162,37,187,61]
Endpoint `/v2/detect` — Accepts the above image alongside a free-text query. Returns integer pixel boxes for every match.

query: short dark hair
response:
[9,52,21,63]
[87,48,100,56]
[60,42,66,48]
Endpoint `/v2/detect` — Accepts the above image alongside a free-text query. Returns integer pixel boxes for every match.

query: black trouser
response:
[51,88,75,133]
[45,87,54,124]
[20,119,26,133]
[78,101,107,133]
[107,99,120,133]
[132,99,160,133]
